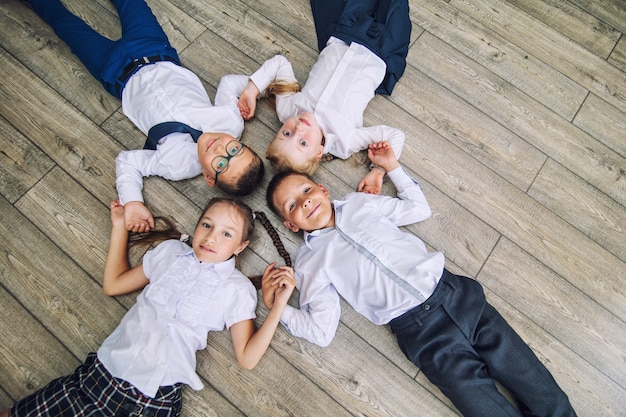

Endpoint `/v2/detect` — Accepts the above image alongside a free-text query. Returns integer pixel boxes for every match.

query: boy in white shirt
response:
[263,141,577,417]
[27,0,264,232]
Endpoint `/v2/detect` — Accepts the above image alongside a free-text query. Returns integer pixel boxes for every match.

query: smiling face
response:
[271,173,335,233]
[268,112,325,169]
[192,201,250,263]
[197,132,256,188]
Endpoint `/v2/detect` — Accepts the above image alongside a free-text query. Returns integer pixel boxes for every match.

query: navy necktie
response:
[144,121,203,150]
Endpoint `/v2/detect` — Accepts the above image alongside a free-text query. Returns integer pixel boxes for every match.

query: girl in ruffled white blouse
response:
[2,198,295,417]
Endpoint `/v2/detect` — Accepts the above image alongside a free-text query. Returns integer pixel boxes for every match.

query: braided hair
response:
[254,211,291,267]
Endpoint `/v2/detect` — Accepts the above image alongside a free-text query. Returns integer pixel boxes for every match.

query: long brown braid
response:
[254,211,292,267]
[246,211,292,290]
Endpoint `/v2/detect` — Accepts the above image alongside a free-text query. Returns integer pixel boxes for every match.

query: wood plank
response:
[0,389,13,414]
[568,0,626,34]
[15,167,111,279]
[529,159,626,262]
[389,65,547,191]
[504,0,620,59]
[0,115,55,204]
[574,93,626,158]
[172,0,319,82]
[0,194,124,357]
[0,287,80,408]
[609,35,626,72]
[197,331,354,417]
[0,1,120,125]
[479,237,626,388]
[243,0,423,55]
[0,48,121,204]
[248,309,458,416]
[409,0,588,120]
[409,32,626,206]
[450,0,626,111]
[181,388,244,417]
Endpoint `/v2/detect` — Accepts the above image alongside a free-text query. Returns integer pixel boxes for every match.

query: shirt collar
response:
[178,244,237,280]
[303,200,346,249]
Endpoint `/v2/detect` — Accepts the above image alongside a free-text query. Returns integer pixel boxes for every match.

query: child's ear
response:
[283,220,300,233]
[315,145,325,161]
[318,183,330,197]
[202,170,216,187]
[234,240,250,256]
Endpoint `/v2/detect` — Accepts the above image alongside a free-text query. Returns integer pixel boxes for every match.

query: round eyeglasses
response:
[211,140,246,182]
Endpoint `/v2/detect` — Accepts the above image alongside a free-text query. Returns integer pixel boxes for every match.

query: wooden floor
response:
[1,0,625,415]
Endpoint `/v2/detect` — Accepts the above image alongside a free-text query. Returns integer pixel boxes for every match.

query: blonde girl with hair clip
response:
[237,0,411,195]
[1,198,295,417]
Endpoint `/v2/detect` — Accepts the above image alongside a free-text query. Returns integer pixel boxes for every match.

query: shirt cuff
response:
[116,184,145,205]
[249,71,268,97]
[387,166,416,189]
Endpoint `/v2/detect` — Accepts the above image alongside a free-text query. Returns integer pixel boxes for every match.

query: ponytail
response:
[266,80,300,107]
[129,216,185,248]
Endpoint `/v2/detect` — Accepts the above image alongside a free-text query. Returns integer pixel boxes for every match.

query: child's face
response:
[197,133,256,188]
[272,174,335,233]
[192,202,249,263]
[270,112,325,167]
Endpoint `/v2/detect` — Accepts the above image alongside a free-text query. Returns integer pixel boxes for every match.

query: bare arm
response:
[102,200,149,296]
[229,264,296,369]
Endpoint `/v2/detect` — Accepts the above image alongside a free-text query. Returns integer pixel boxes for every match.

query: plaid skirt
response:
[10,353,182,417]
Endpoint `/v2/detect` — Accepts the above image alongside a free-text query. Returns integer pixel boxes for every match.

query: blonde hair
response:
[265,80,321,175]
[266,138,321,175]
[266,80,300,107]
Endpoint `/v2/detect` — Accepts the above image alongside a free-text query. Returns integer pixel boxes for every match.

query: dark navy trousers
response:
[28,0,179,98]
[390,270,577,417]
[310,0,411,95]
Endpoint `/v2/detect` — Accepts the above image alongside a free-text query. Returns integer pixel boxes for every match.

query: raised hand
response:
[367,141,400,173]
[238,80,260,120]
[110,199,126,231]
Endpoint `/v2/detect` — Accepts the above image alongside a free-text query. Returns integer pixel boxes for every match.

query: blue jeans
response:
[390,270,577,417]
[29,0,179,98]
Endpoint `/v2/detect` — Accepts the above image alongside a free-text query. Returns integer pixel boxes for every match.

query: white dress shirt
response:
[97,240,257,397]
[280,168,445,347]
[249,37,405,160]
[116,62,249,204]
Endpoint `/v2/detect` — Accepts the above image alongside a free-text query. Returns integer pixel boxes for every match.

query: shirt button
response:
[423,304,431,311]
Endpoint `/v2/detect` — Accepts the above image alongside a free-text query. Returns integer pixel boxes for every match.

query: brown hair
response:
[130,198,292,291]
[247,210,293,290]
[130,198,255,249]
[265,170,314,219]
[216,148,265,196]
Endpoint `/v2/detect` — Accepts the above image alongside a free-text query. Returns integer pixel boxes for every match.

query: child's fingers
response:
[262,262,278,277]
[270,271,294,286]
